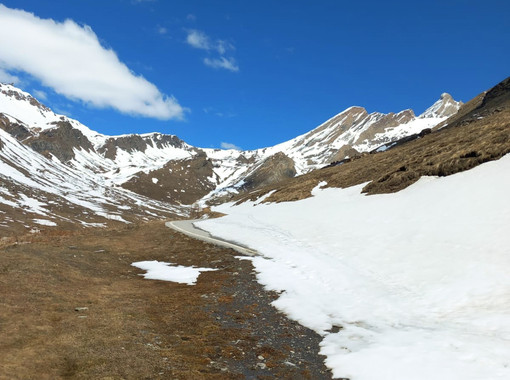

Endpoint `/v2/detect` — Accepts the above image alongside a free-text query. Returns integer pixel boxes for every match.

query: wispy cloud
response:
[203,106,236,117]
[186,29,212,51]
[186,14,196,21]
[0,4,185,120]
[186,30,234,55]
[33,89,48,101]
[185,29,238,72]
[0,68,19,84]
[221,142,241,150]
[157,26,167,35]
[204,57,239,72]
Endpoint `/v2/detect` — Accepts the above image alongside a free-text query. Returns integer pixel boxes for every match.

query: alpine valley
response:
[1,76,509,380]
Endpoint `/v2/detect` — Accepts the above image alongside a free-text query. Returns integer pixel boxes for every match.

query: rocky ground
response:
[0,221,332,379]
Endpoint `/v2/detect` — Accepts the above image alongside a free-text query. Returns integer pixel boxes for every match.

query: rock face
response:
[241,152,296,191]
[0,114,32,140]
[419,93,462,119]
[98,133,188,160]
[480,76,510,110]
[0,120,184,233]
[26,121,94,161]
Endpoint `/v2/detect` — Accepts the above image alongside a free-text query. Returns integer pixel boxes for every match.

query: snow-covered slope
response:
[197,154,510,380]
[264,93,461,172]
[0,83,199,185]
[0,90,187,231]
[199,95,461,200]
[0,82,462,207]
[0,117,185,230]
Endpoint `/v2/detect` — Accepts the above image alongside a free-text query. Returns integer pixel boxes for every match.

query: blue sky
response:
[0,0,508,150]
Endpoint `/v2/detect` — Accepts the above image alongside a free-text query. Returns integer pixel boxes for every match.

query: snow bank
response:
[197,155,510,380]
[131,260,216,285]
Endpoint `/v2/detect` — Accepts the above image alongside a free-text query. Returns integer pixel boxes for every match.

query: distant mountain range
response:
[0,81,463,232]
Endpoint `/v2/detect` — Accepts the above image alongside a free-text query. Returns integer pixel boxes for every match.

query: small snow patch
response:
[152,177,159,184]
[311,181,328,196]
[131,260,217,285]
[33,219,57,226]
[254,190,277,205]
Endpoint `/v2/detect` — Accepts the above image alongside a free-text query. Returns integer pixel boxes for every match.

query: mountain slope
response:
[0,113,186,234]
[233,76,509,204]
[0,82,462,217]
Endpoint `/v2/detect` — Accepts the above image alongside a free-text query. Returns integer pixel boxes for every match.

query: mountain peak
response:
[419,93,463,119]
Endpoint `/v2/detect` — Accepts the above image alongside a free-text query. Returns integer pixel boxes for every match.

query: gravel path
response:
[167,219,333,378]
[166,220,258,256]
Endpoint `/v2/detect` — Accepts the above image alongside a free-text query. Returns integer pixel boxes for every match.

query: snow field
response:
[198,155,510,380]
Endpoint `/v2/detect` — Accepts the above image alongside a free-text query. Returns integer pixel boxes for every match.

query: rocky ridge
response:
[0,82,462,231]
[240,76,510,204]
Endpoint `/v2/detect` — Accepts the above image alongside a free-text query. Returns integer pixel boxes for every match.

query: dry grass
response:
[0,221,330,379]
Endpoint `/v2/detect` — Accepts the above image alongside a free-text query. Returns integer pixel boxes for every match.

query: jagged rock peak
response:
[419,93,463,119]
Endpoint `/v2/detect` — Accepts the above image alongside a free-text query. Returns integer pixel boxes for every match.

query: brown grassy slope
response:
[238,77,510,204]
[0,222,331,379]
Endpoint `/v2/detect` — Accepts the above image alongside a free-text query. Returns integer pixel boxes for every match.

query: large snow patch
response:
[197,155,510,380]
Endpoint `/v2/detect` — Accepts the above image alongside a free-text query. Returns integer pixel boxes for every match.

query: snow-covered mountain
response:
[258,92,461,169]
[0,82,461,226]
[0,114,185,232]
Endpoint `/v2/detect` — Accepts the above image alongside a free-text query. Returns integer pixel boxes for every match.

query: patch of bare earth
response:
[0,222,331,379]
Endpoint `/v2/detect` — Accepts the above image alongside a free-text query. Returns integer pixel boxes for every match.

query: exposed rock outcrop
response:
[242,152,296,191]
[26,121,94,161]
[122,151,216,204]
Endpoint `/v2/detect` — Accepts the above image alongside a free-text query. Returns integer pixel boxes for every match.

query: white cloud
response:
[185,29,238,72]
[0,4,185,120]
[221,142,241,150]
[186,14,196,21]
[33,89,48,101]
[185,29,234,55]
[186,29,212,51]
[0,68,20,84]
[157,26,167,35]
[204,57,239,72]
[216,40,234,55]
